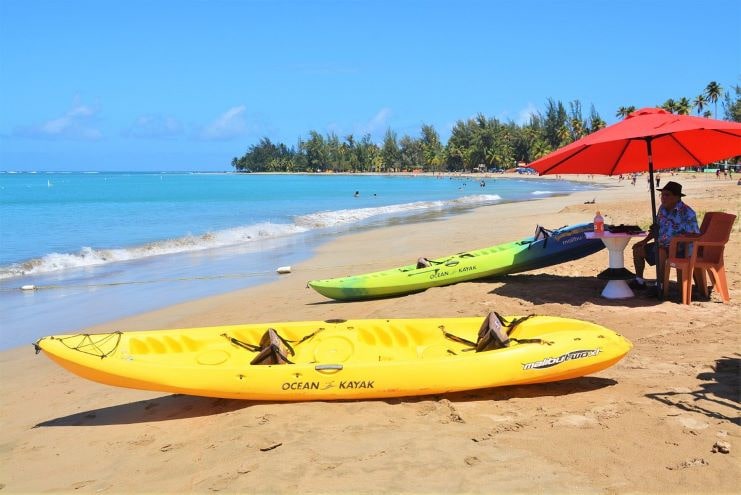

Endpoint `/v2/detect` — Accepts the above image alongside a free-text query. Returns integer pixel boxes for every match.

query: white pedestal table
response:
[585,231,648,299]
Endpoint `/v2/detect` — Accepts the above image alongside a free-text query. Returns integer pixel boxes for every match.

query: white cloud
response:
[516,103,539,126]
[124,114,183,139]
[357,107,392,137]
[15,102,102,140]
[199,105,249,141]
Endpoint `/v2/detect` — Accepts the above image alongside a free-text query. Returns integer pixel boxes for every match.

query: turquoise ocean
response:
[0,172,595,349]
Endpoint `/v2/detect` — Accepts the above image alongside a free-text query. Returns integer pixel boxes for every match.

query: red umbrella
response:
[531,108,741,176]
[530,107,741,293]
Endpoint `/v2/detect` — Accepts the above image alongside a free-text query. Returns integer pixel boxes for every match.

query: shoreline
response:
[0,175,599,350]
[0,172,595,280]
[1,174,738,493]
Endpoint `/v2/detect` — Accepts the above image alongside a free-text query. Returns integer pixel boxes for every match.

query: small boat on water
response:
[308,223,604,301]
[34,313,631,401]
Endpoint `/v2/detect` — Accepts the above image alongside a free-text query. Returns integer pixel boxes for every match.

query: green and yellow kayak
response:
[308,223,603,300]
[35,314,631,401]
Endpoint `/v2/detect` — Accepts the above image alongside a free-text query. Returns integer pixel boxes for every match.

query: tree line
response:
[232,81,740,173]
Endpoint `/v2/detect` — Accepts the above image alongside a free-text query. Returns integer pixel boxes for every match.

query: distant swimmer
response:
[354,191,359,197]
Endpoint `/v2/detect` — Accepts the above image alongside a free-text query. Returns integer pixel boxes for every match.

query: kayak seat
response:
[476,312,510,352]
[417,257,432,269]
[533,225,552,241]
[250,328,295,365]
[416,255,472,269]
[442,312,540,352]
[440,312,510,352]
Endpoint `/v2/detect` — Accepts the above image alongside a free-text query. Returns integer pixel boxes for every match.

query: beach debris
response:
[276,266,291,274]
[69,480,96,490]
[712,441,731,454]
[259,442,282,452]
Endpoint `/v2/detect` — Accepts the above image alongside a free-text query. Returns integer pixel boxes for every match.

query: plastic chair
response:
[663,212,736,304]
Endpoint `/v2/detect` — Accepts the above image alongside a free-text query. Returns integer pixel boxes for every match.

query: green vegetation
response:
[231,81,741,173]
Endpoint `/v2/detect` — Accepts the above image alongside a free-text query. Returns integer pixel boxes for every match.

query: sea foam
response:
[296,195,501,227]
[1,222,309,280]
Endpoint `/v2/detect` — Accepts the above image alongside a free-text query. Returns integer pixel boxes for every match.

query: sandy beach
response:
[1,174,738,494]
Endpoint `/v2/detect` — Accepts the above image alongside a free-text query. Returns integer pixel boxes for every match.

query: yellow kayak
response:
[35,314,632,401]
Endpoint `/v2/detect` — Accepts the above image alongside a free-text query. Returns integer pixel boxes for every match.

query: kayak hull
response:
[36,315,631,401]
[308,223,604,300]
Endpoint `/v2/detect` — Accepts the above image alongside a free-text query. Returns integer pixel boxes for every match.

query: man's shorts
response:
[644,242,658,266]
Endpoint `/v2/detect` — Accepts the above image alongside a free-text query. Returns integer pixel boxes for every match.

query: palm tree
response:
[588,105,606,132]
[704,81,723,118]
[693,94,707,116]
[485,147,498,167]
[676,97,692,115]
[616,106,636,119]
[661,99,678,114]
[557,125,571,146]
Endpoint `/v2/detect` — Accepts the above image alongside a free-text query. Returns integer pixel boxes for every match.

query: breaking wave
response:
[295,194,501,228]
[0,194,502,279]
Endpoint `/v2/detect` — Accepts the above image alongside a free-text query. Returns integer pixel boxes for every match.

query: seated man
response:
[630,181,700,291]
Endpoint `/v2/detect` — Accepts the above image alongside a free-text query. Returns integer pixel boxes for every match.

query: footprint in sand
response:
[128,434,155,447]
[193,473,238,492]
[256,414,273,425]
[472,422,524,442]
[440,399,465,424]
[552,414,598,429]
[413,401,437,416]
[667,458,709,470]
[210,473,239,491]
[676,416,710,431]
[590,404,623,421]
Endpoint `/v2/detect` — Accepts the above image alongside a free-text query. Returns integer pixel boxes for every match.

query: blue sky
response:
[1,0,739,171]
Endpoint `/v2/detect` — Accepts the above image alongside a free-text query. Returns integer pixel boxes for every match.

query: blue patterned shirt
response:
[657,201,700,248]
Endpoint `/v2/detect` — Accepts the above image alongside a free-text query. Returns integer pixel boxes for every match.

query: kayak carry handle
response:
[315,364,343,371]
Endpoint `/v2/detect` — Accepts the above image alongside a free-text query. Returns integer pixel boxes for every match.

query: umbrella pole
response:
[646,139,662,299]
